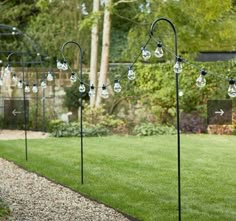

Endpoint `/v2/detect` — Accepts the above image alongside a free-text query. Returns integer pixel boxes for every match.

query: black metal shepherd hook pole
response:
[150,17,182,221]
[61,41,84,185]
[7,52,28,161]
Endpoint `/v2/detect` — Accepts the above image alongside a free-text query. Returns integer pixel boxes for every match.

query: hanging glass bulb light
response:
[79,82,86,93]
[4,65,11,76]
[89,84,95,97]
[17,80,23,89]
[154,41,164,58]
[0,77,3,86]
[173,57,183,74]
[12,27,16,35]
[24,84,30,93]
[228,79,236,98]
[61,60,68,71]
[41,80,47,89]
[70,72,77,83]
[128,67,136,80]
[101,84,109,99]
[56,60,63,70]
[12,73,18,82]
[32,84,38,93]
[141,47,151,61]
[47,71,53,81]
[114,79,121,93]
[196,69,207,88]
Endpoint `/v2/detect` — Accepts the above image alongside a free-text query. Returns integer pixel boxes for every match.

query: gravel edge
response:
[0,158,138,221]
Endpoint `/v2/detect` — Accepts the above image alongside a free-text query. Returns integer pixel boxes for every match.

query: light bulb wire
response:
[59,36,152,90]
[59,30,236,93]
[60,41,84,85]
[150,33,236,84]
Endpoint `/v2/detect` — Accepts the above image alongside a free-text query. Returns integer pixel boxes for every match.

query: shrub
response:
[180,112,207,133]
[128,60,236,127]
[133,123,176,136]
[83,103,127,134]
[48,120,65,133]
[48,121,110,137]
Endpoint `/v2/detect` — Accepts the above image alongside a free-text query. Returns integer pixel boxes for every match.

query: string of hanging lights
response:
[56,36,152,99]
[0,62,54,94]
[55,21,236,99]
[147,33,236,97]
[57,36,235,99]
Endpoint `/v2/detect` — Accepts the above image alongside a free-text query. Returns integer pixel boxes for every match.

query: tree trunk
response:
[95,0,112,107]
[89,0,100,107]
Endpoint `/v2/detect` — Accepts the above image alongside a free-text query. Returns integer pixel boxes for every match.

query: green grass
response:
[0,135,235,221]
[0,198,11,220]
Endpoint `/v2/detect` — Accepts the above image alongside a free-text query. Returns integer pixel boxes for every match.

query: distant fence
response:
[196,51,236,62]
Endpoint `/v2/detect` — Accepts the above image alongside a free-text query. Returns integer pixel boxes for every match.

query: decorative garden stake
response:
[149,17,182,221]
[59,41,84,185]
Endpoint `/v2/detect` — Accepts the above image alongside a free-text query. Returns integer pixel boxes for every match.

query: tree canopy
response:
[1,0,235,64]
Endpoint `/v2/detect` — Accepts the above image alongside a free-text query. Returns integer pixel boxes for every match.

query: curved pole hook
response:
[149,17,181,221]
[61,41,83,81]
[149,17,178,62]
[61,40,84,185]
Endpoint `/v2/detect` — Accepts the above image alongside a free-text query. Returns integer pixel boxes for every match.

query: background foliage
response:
[0,0,236,134]
[1,0,236,63]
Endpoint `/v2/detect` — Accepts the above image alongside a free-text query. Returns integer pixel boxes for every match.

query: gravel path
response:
[0,130,49,140]
[0,158,132,221]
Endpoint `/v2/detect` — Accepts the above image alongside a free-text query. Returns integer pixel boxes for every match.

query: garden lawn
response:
[0,135,235,221]
[0,197,11,219]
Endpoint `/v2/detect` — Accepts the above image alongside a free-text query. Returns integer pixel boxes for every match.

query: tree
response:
[89,0,100,107]
[125,0,236,60]
[95,0,113,107]
[24,0,92,66]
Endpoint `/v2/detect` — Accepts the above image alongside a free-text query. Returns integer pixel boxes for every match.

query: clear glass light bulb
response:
[12,73,18,82]
[79,82,86,93]
[101,84,109,99]
[32,84,38,93]
[173,61,182,74]
[57,60,63,70]
[196,69,207,88]
[89,84,95,97]
[0,78,3,86]
[114,80,121,93]
[47,72,53,81]
[4,65,10,76]
[24,84,30,93]
[12,27,16,35]
[128,67,136,80]
[41,80,47,89]
[228,80,236,98]
[154,42,164,58]
[17,80,23,89]
[196,74,206,88]
[70,73,77,83]
[61,60,68,71]
[141,48,151,61]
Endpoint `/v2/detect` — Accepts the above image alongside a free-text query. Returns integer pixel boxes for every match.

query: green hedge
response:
[110,59,236,133]
[133,123,176,136]
[48,120,109,137]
